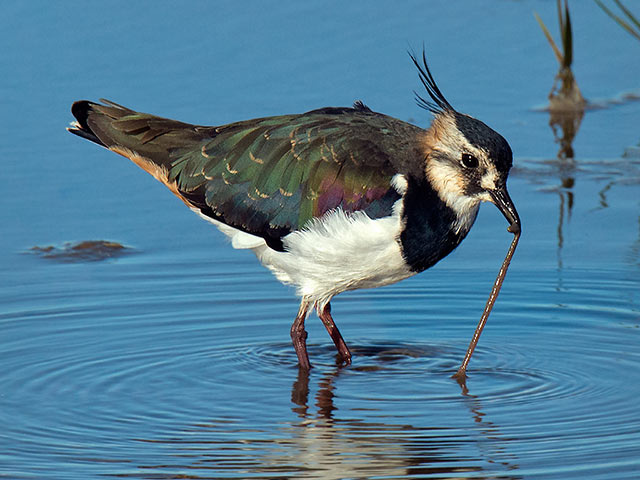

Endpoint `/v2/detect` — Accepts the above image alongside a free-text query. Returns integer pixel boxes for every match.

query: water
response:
[2,1,639,478]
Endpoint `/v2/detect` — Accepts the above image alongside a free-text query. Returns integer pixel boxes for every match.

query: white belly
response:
[197,200,414,305]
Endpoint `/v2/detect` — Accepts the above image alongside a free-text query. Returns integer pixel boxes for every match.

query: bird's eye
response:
[461,153,479,169]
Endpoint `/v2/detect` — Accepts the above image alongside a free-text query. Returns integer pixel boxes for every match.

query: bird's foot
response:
[452,369,469,395]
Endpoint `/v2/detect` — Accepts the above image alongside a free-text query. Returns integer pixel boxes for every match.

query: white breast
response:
[263,200,413,304]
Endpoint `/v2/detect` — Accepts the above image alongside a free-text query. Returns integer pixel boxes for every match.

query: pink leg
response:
[290,303,311,370]
[318,303,352,365]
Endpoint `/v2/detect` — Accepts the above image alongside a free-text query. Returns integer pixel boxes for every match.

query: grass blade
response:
[534,11,564,65]
[596,0,640,41]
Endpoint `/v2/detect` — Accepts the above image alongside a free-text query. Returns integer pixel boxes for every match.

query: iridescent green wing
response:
[168,107,422,249]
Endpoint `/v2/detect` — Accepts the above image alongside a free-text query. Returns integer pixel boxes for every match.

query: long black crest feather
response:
[408,49,455,114]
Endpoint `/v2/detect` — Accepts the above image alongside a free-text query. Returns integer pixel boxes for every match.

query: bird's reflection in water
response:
[285,357,521,479]
[121,351,525,478]
[291,362,342,421]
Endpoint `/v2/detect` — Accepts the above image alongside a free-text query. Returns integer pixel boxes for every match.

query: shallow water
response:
[2,2,640,479]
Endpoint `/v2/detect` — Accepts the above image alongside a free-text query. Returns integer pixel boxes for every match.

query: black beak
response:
[489,187,521,234]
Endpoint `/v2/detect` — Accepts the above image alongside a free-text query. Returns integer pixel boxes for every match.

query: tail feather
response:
[67,101,105,146]
[67,99,213,171]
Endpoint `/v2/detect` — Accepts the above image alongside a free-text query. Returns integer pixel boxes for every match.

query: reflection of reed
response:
[536,1,586,271]
[549,110,583,160]
[596,182,614,210]
[550,110,579,269]
[551,114,582,273]
[535,2,640,276]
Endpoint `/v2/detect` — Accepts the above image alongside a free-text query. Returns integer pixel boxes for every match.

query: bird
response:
[67,50,520,371]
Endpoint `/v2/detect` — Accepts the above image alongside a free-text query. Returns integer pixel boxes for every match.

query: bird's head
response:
[410,51,520,236]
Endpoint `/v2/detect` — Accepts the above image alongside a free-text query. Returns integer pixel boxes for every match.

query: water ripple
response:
[2,253,639,478]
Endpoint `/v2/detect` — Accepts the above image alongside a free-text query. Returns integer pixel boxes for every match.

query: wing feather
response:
[167,108,425,247]
[70,100,424,251]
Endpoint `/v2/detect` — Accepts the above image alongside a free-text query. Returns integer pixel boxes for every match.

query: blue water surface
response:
[1,1,639,479]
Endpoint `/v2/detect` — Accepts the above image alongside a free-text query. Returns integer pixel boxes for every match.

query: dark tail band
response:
[67,101,105,146]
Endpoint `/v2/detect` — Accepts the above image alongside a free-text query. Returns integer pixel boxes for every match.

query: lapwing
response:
[68,51,520,373]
